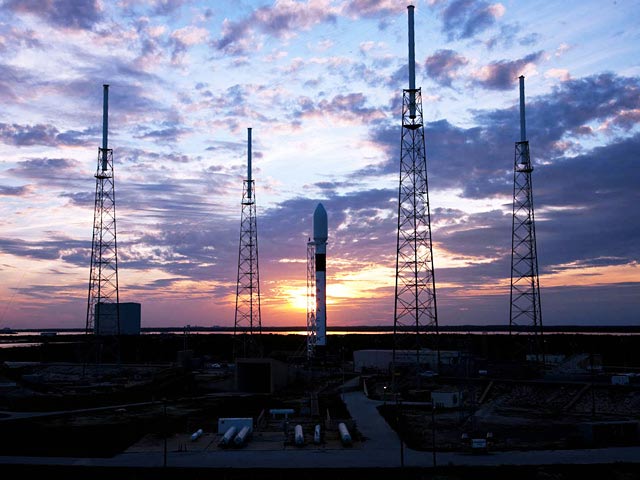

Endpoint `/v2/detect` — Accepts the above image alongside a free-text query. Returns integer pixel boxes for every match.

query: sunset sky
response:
[0,0,638,329]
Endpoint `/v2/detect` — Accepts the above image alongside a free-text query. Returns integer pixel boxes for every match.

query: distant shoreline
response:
[3,324,640,334]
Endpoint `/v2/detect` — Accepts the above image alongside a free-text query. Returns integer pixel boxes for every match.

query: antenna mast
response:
[86,85,120,342]
[233,127,262,359]
[393,5,439,381]
[509,76,544,363]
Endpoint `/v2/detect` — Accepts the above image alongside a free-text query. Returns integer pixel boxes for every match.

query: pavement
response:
[1,377,640,468]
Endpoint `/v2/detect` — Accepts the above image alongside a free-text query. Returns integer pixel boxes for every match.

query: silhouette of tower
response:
[393,5,439,375]
[86,84,120,338]
[509,75,544,361]
[306,237,316,359]
[233,127,262,358]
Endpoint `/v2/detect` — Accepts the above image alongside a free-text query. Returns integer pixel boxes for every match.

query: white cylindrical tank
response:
[314,424,321,444]
[234,425,251,447]
[338,422,352,446]
[190,428,203,441]
[219,425,237,448]
[294,424,304,446]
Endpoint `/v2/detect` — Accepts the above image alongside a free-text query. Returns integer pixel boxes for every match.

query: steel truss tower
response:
[86,84,120,337]
[393,5,439,375]
[306,239,317,359]
[233,128,262,359]
[509,75,544,361]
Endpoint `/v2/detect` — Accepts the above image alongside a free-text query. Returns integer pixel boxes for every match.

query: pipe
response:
[247,127,252,199]
[519,75,526,142]
[102,84,109,171]
[190,428,203,441]
[408,5,416,118]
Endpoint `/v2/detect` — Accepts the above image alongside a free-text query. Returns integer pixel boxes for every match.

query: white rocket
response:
[313,203,328,346]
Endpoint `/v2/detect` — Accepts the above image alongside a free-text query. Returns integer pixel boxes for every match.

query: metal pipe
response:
[408,5,416,118]
[247,127,252,199]
[519,75,526,142]
[102,84,109,171]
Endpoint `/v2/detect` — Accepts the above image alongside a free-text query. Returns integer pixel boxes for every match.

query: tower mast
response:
[393,5,439,379]
[509,75,544,363]
[233,127,262,359]
[86,84,120,338]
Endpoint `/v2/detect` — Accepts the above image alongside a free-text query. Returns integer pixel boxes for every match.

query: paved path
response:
[1,379,640,468]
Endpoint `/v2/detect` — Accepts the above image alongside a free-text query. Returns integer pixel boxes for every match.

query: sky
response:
[0,0,638,330]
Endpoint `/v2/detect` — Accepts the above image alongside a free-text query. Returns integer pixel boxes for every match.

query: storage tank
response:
[190,428,203,441]
[338,422,352,446]
[294,424,304,446]
[313,424,321,444]
[234,425,251,447]
[218,425,237,448]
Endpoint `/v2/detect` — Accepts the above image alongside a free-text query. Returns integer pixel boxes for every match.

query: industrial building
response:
[94,302,141,335]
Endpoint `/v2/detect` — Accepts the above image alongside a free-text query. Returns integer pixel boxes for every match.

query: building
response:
[353,349,460,373]
[94,302,141,335]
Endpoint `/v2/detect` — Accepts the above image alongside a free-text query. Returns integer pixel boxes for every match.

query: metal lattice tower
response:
[306,239,317,359]
[393,5,439,375]
[86,84,120,337]
[233,128,262,359]
[509,75,544,361]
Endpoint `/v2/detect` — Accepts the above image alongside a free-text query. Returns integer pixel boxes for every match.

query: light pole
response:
[383,385,387,405]
[431,402,436,467]
[163,399,167,467]
[396,393,404,467]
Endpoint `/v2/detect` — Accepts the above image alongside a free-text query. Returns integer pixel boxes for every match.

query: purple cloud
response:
[0,185,30,196]
[214,1,338,55]
[474,51,544,90]
[3,0,103,31]
[0,123,95,147]
[440,0,505,40]
[424,49,469,87]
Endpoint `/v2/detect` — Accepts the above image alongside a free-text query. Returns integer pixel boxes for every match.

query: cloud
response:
[474,51,544,90]
[0,123,95,147]
[343,0,401,19]
[440,0,505,40]
[0,236,88,263]
[424,49,469,87]
[296,92,385,122]
[0,64,37,102]
[0,26,42,51]
[135,122,189,143]
[3,0,103,31]
[214,0,339,55]
[0,185,30,196]
[169,25,210,64]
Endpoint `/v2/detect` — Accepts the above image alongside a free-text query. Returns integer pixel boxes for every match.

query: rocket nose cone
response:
[313,203,328,242]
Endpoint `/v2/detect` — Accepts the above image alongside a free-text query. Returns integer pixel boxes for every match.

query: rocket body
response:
[313,203,328,346]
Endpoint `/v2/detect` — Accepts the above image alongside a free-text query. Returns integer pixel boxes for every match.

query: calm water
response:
[1,327,638,349]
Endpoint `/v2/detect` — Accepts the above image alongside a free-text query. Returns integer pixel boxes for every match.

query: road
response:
[0,378,639,468]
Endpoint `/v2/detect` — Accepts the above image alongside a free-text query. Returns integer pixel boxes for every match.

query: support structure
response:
[86,84,120,338]
[233,128,262,359]
[509,75,544,362]
[393,5,439,377]
[306,238,316,359]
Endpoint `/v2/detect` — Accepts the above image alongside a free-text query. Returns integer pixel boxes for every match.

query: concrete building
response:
[94,302,141,335]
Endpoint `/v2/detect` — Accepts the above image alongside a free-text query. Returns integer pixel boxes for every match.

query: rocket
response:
[313,203,328,346]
